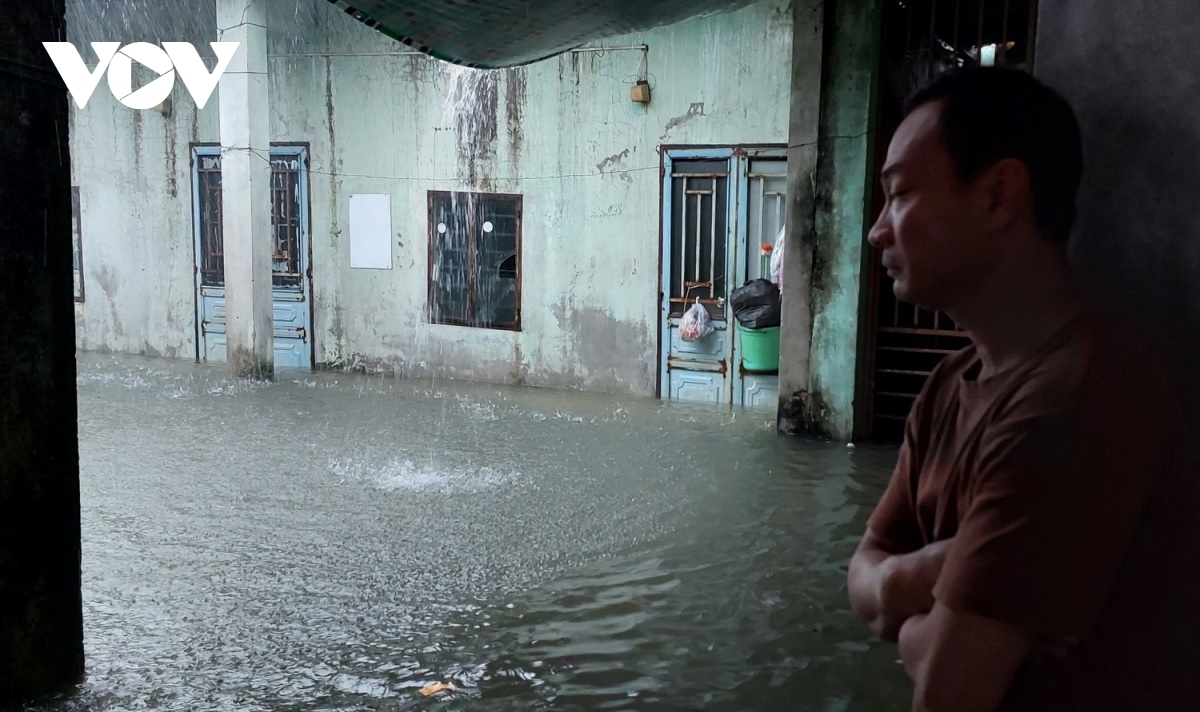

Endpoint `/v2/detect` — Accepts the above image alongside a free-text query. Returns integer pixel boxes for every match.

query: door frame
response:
[189,141,315,369]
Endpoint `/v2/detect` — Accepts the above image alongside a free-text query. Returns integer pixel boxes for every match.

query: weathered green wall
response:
[0,0,85,703]
[807,0,882,440]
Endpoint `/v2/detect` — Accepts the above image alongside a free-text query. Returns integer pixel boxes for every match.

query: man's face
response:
[868,101,998,311]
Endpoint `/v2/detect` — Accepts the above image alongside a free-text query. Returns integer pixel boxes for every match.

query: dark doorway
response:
[862,0,1040,442]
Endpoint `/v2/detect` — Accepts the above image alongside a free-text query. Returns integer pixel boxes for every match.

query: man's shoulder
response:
[998,309,1186,444]
[1061,309,1180,412]
[911,308,1185,437]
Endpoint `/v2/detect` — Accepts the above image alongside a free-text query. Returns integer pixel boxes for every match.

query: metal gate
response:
[865,0,1039,440]
[192,144,313,369]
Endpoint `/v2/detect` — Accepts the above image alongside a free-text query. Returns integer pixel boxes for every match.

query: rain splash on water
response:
[32,353,908,711]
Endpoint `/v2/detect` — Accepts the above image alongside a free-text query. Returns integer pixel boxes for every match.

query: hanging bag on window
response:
[680,298,714,342]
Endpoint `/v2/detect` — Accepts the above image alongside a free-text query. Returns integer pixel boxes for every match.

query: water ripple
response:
[30,353,909,711]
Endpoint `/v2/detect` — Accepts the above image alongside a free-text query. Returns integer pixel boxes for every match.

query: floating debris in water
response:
[418,681,456,697]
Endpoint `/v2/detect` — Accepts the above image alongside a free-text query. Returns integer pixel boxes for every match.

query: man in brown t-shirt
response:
[848,66,1200,711]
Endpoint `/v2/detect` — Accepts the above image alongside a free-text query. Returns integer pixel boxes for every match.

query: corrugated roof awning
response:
[323,0,762,68]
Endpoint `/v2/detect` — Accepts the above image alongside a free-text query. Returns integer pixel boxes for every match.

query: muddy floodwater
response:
[34,353,910,711]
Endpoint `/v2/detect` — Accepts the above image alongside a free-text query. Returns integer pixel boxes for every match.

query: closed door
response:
[192,145,312,369]
[660,150,738,404]
[659,147,788,407]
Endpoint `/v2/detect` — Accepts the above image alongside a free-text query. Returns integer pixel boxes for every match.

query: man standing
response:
[848,66,1200,711]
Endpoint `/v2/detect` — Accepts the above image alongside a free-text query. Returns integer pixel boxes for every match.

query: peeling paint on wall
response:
[661,102,707,140]
[596,148,630,174]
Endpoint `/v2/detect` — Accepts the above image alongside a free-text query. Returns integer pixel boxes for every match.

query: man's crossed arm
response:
[898,602,1035,712]
[848,530,1038,712]
[847,528,949,641]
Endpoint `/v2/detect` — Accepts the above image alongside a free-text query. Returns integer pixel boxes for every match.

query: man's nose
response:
[867,214,893,249]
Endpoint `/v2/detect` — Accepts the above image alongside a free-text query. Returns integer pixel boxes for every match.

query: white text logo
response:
[42,42,240,110]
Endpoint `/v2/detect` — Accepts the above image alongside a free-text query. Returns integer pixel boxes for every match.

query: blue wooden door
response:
[192,145,312,369]
[659,149,740,404]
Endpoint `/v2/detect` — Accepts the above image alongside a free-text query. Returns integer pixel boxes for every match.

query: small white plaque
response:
[349,194,392,270]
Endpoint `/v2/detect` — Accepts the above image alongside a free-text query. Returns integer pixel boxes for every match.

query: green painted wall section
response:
[808,0,882,440]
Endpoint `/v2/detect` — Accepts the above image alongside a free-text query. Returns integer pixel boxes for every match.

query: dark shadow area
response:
[1036,0,1200,431]
[1068,105,1200,428]
[0,0,85,705]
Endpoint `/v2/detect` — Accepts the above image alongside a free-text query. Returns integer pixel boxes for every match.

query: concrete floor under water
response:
[32,352,910,711]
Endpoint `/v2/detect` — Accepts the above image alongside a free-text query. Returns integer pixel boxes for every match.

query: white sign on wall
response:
[349,194,393,270]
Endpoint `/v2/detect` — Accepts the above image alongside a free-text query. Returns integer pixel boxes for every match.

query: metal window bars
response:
[670,165,728,316]
[196,152,305,290]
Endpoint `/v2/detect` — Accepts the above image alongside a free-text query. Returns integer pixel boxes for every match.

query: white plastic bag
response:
[769,225,786,293]
[679,299,714,342]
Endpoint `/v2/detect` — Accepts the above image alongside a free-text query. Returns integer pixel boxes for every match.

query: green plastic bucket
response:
[738,324,780,372]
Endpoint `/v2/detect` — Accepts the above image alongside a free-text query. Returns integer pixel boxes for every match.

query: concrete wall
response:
[777,0,882,442]
[807,0,881,440]
[1035,1,1200,427]
[0,0,85,701]
[68,0,794,396]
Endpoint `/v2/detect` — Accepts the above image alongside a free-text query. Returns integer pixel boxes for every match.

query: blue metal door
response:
[659,149,740,404]
[733,150,787,410]
[192,145,312,369]
[660,147,787,407]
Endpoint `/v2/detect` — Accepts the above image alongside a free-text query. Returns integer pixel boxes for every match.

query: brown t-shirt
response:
[868,310,1200,711]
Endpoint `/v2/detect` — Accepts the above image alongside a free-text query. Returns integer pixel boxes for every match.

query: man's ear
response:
[981,158,1033,232]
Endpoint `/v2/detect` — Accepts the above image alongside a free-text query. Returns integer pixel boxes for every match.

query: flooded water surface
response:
[40,354,909,711]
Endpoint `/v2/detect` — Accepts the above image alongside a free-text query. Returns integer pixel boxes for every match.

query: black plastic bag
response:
[730,279,781,329]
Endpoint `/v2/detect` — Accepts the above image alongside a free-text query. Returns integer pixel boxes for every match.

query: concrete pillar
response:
[777,0,825,435]
[0,0,85,703]
[218,0,274,379]
[807,0,883,441]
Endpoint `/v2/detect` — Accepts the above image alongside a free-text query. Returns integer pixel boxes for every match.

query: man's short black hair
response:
[904,65,1084,244]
